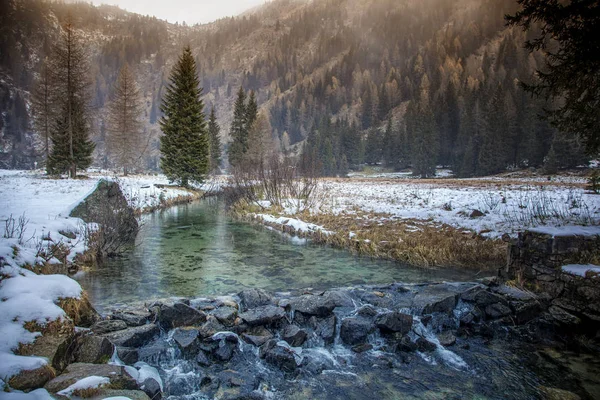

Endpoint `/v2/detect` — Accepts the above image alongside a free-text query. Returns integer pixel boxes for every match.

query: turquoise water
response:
[76,198,486,310]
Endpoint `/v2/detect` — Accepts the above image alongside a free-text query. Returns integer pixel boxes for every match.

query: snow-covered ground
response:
[0,169,208,387]
[312,179,599,238]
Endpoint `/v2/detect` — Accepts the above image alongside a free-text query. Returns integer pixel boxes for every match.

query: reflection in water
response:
[77,198,487,310]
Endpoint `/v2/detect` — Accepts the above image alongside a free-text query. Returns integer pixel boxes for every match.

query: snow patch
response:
[561,264,600,277]
[57,376,110,396]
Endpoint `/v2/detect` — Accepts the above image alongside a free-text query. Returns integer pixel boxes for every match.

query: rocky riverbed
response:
[25,278,600,399]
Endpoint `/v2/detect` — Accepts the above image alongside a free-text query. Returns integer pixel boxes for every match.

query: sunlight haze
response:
[90,0,268,24]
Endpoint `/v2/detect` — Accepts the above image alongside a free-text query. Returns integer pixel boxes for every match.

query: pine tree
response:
[228,86,248,168]
[208,107,222,174]
[47,16,94,177]
[107,63,145,176]
[159,46,209,187]
[245,90,258,132]
[364,128,383,165]
[382,118,395,167]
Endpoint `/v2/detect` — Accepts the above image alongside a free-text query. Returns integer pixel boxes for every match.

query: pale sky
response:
[90,0,268,24]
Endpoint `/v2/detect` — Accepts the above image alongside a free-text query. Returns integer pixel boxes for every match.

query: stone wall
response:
[503,229,600,328]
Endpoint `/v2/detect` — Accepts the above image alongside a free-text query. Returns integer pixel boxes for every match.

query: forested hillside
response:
[0,0,587,175]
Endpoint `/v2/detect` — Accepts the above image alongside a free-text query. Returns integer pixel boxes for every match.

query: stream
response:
[75,199,600,399]
[76,198,484,311]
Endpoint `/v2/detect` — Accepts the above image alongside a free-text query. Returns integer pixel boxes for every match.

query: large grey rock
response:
[238,288,272,309]
[156,302,207,330]
[44,363,137,393]
[9,366,55,391]
[172,327,200,356]
[288,294,336,317]
[212,306,238,326]
[72,334,114,364]
[91,319,128,334]
[310,315,336,344]
[239,305,285,326]
[485,303,513,320]
[103,323,160,347]
[461,287,508,308]
[141,377,162,400]
[375,312,413,334]
[70,180,138,258]
[416,337,437,352]
[340,318,373,345]
[259,340,298,373]
[242,326,274,347]
[112,310,152,327]
[117,347,139,365]
[282,325,308,347]
[197,316,226,339]
[549,306,581,325]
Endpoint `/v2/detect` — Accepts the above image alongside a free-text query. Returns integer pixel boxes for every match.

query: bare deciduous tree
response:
[106,63,145,175]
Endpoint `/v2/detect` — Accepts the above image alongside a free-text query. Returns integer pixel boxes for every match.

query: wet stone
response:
[196,350,211,367]
[437,332,457,347]
[241,326,274,347]
[375,311,413,334]
[238,288,272,309]
[352,343,373,353]
[156,302,207,330]
[416,337,437,352]
[198,316,225,339]
[172,327,200,356]
[103,324,160,348]
[340,317,373,345]
[282,325,308,347]
[239,305,285,326]
[259,340,298,373]
[117,347,139,365]
[485,303,513,320]
[288,294,336,316]
[212,306,238,326]
[310,315,336,344]
[397,336,418,353]
[91,319,128,334]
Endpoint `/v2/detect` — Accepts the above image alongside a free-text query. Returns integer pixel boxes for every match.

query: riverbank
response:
[0,170,215,395]
[236,173,600,269]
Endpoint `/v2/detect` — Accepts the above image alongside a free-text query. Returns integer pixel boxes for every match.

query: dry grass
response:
[237,199,505,269]
[72,387,103,398]
[58,291,95,326]
[301,211,505,269]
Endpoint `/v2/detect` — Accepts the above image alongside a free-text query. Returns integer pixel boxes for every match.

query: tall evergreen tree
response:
[31,57,54,166]
[159,46,209,187]
[107,63,145,176]
[47,16,94,177]
[245,90,258,132]
[208,107,222,174]
[228,86,248,168]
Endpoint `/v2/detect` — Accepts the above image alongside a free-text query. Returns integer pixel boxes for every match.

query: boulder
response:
[288,294,336,317]
[103,323,160,347]
[141,377,162,400]
[397,336,418,353]
[44,363,137,393]
[437,332,457,347]
[112,310,152,327]
[198,316,226,339]
[70,180,138,258]
[282,325,308,347]
[422,294,458,315]
[241,326,274,347]
[356,305,379,318]
[172,327,200,356]
[72,334,114,364]
[238,289,272,309]
[87,389,151,400]
[212,307,238,326]
[311,315,336,344]
[340,317,373,345]
[352,343,373,353]
[214,335,239,362]
[549,306,581,326]
[259,340,298,373]
[91,319,128,334]
[196,350,211,367]
[375,312,413,334]
[117,347,139,365]
[484,303,513,320]
[461,288,508,308]
[239,305,285,326]
[416,337,437,352]
[156,302,207,330]
[9,365,55,391]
